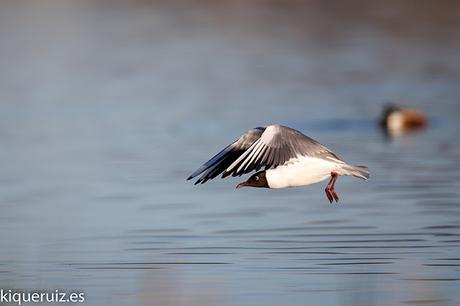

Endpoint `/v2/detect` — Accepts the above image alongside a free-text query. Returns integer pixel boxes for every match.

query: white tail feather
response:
[341,165,370,180]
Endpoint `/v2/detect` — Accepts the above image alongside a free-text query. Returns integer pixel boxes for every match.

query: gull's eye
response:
[254,176,259,181]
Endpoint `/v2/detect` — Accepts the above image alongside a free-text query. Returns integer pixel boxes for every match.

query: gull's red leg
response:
[330,172,339,203]
[325,187,333,203]
[324,175,335,203]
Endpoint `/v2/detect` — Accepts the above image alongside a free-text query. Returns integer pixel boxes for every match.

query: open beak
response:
[236,181,249,189]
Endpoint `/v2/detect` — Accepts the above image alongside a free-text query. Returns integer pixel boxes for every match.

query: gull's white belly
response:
[266,157,342,189]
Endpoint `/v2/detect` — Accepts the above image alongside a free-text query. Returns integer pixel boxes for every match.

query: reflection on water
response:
[1,0,460,305]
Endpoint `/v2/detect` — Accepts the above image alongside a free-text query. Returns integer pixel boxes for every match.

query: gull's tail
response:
[341,164,370,180]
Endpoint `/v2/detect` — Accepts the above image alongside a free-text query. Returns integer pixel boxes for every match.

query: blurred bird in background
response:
[379,103,428,137]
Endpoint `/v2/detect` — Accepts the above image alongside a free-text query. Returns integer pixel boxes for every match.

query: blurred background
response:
[0,0,460,305]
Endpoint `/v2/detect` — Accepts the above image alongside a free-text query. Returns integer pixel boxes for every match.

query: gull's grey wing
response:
[187,127,266,184]
[223,124,342,177]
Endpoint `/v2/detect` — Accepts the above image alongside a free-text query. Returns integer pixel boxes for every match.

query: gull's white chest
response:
[265,156,341,189]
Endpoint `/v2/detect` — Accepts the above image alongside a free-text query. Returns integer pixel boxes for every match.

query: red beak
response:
[236,182,249,189]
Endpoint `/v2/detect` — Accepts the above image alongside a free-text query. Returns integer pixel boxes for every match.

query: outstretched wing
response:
[187,127,266,184]
[188,124,341,184]
[222,124,341,177]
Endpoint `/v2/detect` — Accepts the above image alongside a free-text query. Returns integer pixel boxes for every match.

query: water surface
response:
[1,1,460,305]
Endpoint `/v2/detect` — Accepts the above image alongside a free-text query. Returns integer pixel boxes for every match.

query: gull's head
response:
[236,171,269,189]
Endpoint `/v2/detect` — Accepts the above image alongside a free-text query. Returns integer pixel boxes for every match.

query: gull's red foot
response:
[325,172,339,204]
[331,189,339,203]
[325,187,334,203]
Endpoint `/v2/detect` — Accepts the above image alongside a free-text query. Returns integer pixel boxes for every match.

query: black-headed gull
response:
[188,124,369,203]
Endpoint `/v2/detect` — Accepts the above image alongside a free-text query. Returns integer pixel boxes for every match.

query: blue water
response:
[1,1,460,305]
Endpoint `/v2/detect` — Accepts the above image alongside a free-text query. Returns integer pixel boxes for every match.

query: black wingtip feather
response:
[188,127,269,184]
